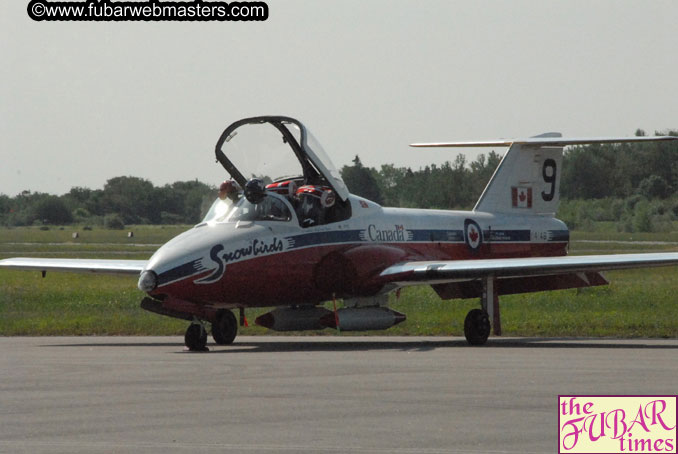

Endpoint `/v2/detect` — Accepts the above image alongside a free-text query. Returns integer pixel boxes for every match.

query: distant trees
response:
[341,151,502,209]
[32,196,73,224]
[102,177,157,224]
[638,175,671,199]
[1,191,72,225]
[560,130,678,199]
[340,156,384,204]
[0,177,215,227]
[161,180,214,224]
[104,213,126,230]
[0,130,675,228]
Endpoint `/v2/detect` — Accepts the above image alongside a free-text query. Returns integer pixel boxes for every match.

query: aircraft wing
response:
[0,258,147,275]
[379,253,678,283]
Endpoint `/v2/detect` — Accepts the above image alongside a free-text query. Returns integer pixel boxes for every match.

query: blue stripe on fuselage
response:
[285,230,364,249]
[284,228,536,248]
[485,230,531,242]
[157,259,205,286]
[410,230,464,242]
[548,230,570,242]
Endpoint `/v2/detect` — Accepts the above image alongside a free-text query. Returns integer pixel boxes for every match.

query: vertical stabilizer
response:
[472,133,563,216]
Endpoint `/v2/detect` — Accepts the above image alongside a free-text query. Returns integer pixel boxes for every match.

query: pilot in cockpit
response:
[203,179,241,223]
[219,180,241,203]
[295,185,335,227]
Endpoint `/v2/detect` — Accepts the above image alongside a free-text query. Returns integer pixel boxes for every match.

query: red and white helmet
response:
[296,185,336,208]
[265,180,298,197]
[218,180,240,199]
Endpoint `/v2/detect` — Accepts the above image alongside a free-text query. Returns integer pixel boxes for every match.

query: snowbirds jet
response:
[2,116,678,351]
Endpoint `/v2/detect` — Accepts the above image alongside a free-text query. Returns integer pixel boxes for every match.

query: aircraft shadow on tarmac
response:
[208,338,678,354]
[41,337,678,353]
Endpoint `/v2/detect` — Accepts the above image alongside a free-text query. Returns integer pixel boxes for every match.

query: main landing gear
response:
[463,276,501,346]
[212,310,238,345]
[184,309,238,352]
[464,309,491,345]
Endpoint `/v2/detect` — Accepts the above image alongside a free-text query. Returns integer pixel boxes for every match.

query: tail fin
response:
[473,132,563,216]
[411,133,678,217]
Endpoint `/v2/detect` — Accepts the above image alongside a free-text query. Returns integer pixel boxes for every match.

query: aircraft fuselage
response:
[144,194,569,310]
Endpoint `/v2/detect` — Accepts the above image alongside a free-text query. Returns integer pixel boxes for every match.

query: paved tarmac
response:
[1,336,677,453]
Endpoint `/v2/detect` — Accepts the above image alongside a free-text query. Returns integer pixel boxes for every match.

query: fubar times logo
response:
[558,395,677,453]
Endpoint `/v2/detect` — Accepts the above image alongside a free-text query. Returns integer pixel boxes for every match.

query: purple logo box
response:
[558,395,677,454]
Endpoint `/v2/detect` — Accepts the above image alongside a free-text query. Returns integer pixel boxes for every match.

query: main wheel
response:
[212,310,238,345]
[185,323,208,351]
[464,308,490,345]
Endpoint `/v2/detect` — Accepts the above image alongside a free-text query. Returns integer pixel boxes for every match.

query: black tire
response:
[464,308,491,346]
[212,310,238,345]
[185,324,207,351]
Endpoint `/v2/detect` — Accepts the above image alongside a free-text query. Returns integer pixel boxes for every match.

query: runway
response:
[1,336,677,453]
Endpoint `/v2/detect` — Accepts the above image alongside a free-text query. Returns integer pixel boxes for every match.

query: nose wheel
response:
[185,320,208,352]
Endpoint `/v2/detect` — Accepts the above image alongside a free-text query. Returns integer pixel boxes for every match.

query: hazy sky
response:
[2,0,677,196]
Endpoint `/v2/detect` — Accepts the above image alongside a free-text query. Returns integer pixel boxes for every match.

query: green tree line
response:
[0,177,214,228]
[0,130,676,230]
[341,129,678,209]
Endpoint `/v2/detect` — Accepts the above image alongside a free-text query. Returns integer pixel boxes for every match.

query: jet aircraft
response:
[2,116,678,350]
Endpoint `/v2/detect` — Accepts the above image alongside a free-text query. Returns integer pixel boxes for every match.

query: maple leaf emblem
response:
[469,228,479,243]
[519,191,526,202]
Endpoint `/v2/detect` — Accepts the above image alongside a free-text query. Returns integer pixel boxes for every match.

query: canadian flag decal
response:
[511,187,532,208]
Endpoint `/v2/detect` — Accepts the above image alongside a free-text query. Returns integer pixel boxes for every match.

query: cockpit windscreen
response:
[220,121,304,184]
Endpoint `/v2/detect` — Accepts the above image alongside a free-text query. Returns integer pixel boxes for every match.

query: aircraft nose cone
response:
[140,222,261,294]
[141,227,218,291]
[138,269,158,292]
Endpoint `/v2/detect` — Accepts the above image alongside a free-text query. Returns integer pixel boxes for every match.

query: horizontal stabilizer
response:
[411,136,678,148]
[413,134,678,216]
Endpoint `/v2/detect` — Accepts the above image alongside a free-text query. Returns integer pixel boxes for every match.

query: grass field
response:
[1,225,677,338]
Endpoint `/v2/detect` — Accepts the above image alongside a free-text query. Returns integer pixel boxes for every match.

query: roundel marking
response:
[464,219,483,251]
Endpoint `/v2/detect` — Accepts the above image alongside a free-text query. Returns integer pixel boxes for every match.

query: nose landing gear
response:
[184,310,239,351]
[184,318,209,352]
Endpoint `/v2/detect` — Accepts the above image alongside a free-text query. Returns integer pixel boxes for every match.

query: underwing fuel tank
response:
[319,307,406,331]
[255,306,334,331]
